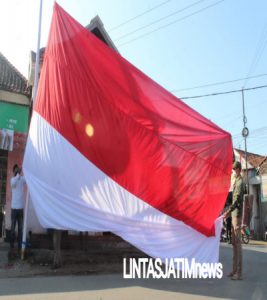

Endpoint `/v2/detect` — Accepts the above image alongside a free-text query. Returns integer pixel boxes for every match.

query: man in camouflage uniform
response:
[224,161,245,280]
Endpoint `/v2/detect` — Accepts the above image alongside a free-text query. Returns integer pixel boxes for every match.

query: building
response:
[233,148,267,239]
[28,15,118,87]
[0,52,30,237]
[256,157,267,239]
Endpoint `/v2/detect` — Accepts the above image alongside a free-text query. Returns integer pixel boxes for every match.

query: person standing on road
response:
[224,161,245,280]
[10,164,26,251]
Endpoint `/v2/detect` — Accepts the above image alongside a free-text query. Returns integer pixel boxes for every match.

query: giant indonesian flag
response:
[23,3,232,263]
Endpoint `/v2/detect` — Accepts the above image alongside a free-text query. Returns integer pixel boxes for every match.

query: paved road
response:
[0,243,266,300]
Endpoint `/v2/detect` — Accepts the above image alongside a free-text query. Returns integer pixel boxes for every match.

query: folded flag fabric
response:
[23,3,232,263]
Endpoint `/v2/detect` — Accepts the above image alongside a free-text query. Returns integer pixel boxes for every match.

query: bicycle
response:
[241,225,250,244]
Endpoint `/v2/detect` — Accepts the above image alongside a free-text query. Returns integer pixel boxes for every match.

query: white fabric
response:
[10,174,26,209]
[23,112,222,263]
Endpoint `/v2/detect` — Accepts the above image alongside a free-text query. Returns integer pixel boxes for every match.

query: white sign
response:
[0,128,14,151]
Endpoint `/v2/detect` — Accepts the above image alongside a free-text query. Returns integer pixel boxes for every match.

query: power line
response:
[179,84,267,100]
[222,115,243,127]
[211,93,267,126]
[108,0,172,32]
[249,135,267,140]
[114,0,208,41]
[175,84,266,129]
[233,126,267,139]
[171,73,267,93]
[118,0,224,47]
[251,126,267,133]
[243,19,267,88]
[247,141,267,153]
[251,142,267,151]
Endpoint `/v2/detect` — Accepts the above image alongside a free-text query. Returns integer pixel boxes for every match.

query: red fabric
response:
[34,3,232,236]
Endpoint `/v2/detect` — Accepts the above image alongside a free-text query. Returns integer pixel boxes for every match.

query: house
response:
[257,157,267,239]
[0,52,30,237]
[28,15,118,87]
[233,148,267,239]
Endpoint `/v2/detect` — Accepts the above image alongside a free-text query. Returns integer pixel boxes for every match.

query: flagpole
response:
[21,0,43,260]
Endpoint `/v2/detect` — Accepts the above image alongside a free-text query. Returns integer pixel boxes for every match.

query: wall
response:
[261,175,267,235]
[1,90,31,233]
[5,148,24,230]
[0,91,29,106]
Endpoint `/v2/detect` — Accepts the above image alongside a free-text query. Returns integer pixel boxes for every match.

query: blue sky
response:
[1,0,267,156]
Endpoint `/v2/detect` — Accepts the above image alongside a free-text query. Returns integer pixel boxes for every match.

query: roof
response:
[85,15,118,52]
[0,52,30,96]
[258,157,267,175]
[31,16,118,63]
[234,148,266,169]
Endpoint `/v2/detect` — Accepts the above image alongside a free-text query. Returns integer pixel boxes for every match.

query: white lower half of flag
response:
[23,112,223,263]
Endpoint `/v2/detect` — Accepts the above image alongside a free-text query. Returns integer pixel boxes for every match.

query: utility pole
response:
[21,0,43,260]
[241,89,249,194]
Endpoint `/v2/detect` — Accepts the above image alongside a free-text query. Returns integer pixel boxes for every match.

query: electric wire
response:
[172,73,267,93]
[114,0,208,41]
[179,84,267,100]
[118,0,224,47]
[243,19,267,88]
[108,0,172,32]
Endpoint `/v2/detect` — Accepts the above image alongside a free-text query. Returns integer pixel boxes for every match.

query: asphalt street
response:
[0,243,266,300]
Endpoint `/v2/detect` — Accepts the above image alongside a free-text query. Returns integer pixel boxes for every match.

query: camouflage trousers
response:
[231,217,242,276]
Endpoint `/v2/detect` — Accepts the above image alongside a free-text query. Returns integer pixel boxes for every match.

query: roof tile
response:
[0,52,30,96]
[235,148,265,168]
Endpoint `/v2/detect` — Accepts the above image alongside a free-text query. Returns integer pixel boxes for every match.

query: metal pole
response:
[241,89,249,194]
[21,0,43,260]
[32,0,43,102]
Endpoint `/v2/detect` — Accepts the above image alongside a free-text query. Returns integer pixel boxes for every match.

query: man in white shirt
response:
[10,164,26,250]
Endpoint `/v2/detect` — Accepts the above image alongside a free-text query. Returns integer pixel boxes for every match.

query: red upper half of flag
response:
[34,3,232,236]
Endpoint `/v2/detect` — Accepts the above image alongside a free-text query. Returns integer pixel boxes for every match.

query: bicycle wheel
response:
[242,234,249,244]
